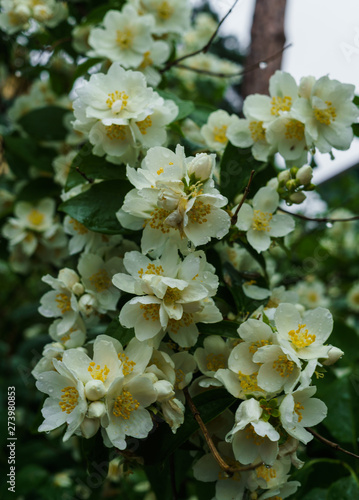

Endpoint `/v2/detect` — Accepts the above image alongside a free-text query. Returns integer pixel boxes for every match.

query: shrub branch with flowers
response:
[1,0,359,499]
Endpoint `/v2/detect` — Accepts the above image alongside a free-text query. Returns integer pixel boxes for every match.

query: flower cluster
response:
[0,0,67,33]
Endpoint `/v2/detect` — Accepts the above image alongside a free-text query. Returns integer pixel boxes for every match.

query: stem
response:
[183,388,262,474]
[161,0,240,73]
[175,43,292,79]
[76,166,94,184]
[231,170,256,226]
[278,207,359,223]
[307,428,359,460]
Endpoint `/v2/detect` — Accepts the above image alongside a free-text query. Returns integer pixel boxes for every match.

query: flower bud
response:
[296,165,313,186]
[80,417,100,439]
[154,380,175,402]
[278,170,291,183]
[72,282,85,296]
[78,293,97,316]
[289,192,306,204]
[286,179,297,191]
[267,177,279,189]
[58,268,80,289]
[322,346,344,366]
[85,380,106,401]
[87,401,106,419]
[187,153,214,182]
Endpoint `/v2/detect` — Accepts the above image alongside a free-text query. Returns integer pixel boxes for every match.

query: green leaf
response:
[139,388,236,464]
[330,319,359,366]
[15,465,48,495]
[352,123,359,137]
[220,144,264,204]
[236,237,267,274]
[197,320,239,339]
[157,89,195,121]
[59,179,130,234]
[105,317,135,346]
[189,103,217,126]
[18,106,69,141]
[3,136,57,176]
[81,1,126,25]
[316,375,357,445]
[81,431,109,484]
[71,57,103,83]
[65,145,127,191]
[328,476,359,499]
[302,489,328,500]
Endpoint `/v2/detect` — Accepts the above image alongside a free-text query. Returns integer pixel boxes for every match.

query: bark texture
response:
[241,0,287,98]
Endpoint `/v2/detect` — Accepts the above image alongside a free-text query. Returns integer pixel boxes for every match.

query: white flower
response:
[279,386,327,444]
[117,145,230,255]
[133,0,191,35]
[292,75,359,154]
[194,335,230,378]
[88,6,154,68]
[38,270,81,335]
[113,247,222,347]
[103,374,157,449]
[201,110,240,153]
[274,303,333,360]
[53,151,77,187]
[78,253,124,312]
[292,279,329,309]
[265,115,308,165]
[226,399,280,465]
[234,187,295,252]
[36,359,87,441]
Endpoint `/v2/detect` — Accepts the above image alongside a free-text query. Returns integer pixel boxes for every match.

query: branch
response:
[231,170,256,225]
[183,388,262,474]
[307,428,359,460]
[174,44,292,79]
[278,207,359,223]
[76,166,94,184]
[161,0,239,73]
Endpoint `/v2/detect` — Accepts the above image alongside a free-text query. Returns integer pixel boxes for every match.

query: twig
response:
[307,428,359,460]
[278,207,359,223]
[76,166,94,184]
[231,170,255,225]
[175,43,292,79]
[161,0,240,73]
[183,388,262,475]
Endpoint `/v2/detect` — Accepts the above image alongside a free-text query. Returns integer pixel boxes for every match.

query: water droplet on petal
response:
[259,62,268,69]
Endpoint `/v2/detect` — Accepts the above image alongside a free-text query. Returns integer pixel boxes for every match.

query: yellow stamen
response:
[252,210,272,232]
[113,390,139,419]
[288,323,315,349]
[28,209,44,226]
[270,96,292,116]
[55,293,71,314]
[249,120,266,142]
[89,269,112,292]
[205,353,226,372]
[314,101,337,125]
[87,362,110,382]
[59,386,79,414]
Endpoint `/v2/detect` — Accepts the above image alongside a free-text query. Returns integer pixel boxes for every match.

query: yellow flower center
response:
[256,464,277,481]
[245,424,264,445]
[118,353,136,376]
[314,101,337,125]
[145,208,172,233]
[270,96,292,116]
[167,312,193,334]
[288,323,316,348]
[140,303,160,322]
[294,401,305,422]
[249,120,266,142]
[164,286,182,304]
[272,355,295,377]
[138,263,164,278]
[157,1,174,20]
[69,218,88,234]
[188,200,211,225]
[116,28,133,49]
[213,125,228,144]
[28,209,44,226]
[175,368,185,390]
[205,353,226,372]
[238,371,261,392]
[139,51,154,69]
[106,90,129,112]
[55,293,71,314]
[136,115,152,135]
[249,339,272,354]
[89,269,112,292]
[113,390,140,419]
[105,124,127,141]
[253,210,273,232]
[59,386,79,414]
[285,120,305,141]
[88,362,110,382]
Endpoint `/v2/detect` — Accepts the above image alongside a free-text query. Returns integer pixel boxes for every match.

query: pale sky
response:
[194,0,359,184]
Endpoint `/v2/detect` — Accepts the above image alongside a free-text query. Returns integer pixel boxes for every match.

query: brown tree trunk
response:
[241,0,287,98]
